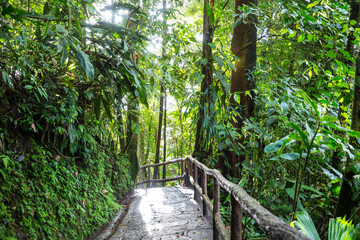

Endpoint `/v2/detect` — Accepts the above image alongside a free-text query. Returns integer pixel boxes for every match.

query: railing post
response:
[202,171,207,216]
[213,178,220,240]
[185,158,191,187]
[194,165,198,200]
[181,160,184,177]
[147,166,151,188]
[231,195,242,240]
[162,164,166,187]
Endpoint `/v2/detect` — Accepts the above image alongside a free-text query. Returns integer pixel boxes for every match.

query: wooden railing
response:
[136,156,308,240]
[136,158,185,187]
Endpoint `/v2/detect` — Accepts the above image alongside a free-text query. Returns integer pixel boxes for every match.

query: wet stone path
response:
[109,187,213,240]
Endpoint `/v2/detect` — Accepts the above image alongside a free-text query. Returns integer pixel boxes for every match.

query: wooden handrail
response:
[136,156,308,240]
[139,158,184,169]
[136,158,185,186]
[185,155,309,240]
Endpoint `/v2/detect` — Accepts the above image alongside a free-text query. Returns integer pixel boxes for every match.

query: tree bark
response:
[224,0,257,178]
[193,0,215,162]
[126,99,140,182]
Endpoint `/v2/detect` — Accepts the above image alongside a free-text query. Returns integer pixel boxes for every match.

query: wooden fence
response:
[136,156,308,240]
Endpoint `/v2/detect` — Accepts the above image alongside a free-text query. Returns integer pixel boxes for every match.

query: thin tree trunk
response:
[224,0,257,178]
[193,0,215,162]
[162,90,167,187]
[153,85,164,182]
[153,0,167,184]
[144,105,155,164]
[139,116,145,164]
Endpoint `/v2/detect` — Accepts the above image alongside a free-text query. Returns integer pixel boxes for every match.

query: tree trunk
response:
[162,90,167,187]
[193,0,215,162]
[139,116,145,165]
[153,0,167,184]
[126,99,140,182]
[144,105,154,165]
[335,1,360,219]
[152,85,164,182]
[224,0,257,178]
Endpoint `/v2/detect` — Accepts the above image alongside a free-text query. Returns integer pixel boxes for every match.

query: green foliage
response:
[0,0,143,238]
[293,211,360,240]
[0,145,132,239]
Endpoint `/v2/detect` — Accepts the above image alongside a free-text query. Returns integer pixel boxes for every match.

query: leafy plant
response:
[293,211,360,240]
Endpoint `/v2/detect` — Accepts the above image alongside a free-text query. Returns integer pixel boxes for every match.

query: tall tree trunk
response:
[224,0,257,178]
[162,90,167,187]
[152,86,164,181]
[126,99,140,182]
[144,105,154,165]
[139,116,145,165]
[193,0,215,162]
[153,0,167,183]
[335,0,360,219]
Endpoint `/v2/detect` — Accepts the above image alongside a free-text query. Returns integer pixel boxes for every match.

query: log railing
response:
[136,156,308,240]
[136,158,185,187]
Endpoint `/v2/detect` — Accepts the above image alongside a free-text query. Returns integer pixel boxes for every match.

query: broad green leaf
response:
[280,102,289,114]
[200,58,208,66]
[307,0,320,8]
[280,153,300,161]
[61,48,68,65]
[298,90,319,118]
[288,29,297,38]
[298,34,305,43]
[294,211,321,240]
[206,3,215,25]
[69,42,94,80]
[321,115,339,123]
[215,57,224,67]
[289,121,310,148]
[208,43,216,49]
[264,136,287,153]
[324,123,360,139]
[307,34,313,41]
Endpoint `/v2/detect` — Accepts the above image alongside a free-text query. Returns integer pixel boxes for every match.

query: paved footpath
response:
[109,187,213,240]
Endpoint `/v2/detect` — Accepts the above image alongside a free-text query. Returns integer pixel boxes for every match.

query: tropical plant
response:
[293,211,360,240]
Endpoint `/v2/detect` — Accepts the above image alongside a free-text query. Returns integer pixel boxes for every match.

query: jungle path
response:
[109,187,213,240]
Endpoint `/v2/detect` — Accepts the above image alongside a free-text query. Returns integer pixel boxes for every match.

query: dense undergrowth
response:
[0,141,132,239]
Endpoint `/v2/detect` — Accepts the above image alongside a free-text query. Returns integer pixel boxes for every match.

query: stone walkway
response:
[109,187,213,240]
